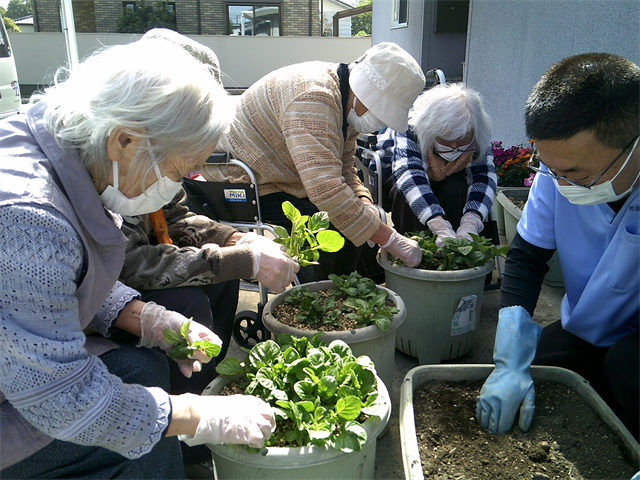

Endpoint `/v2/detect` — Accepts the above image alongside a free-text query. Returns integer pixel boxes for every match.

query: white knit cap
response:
[349,42,426,133]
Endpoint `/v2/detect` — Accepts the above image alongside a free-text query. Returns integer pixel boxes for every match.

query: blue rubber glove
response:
[476,306,542,434]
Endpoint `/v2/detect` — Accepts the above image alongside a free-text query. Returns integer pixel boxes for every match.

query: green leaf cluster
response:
[163,320,221,360]
[397,231,509,271]
[272,201,345,267]
[115,0,176,34]
[215,334,384,453]
[284,272,398,332]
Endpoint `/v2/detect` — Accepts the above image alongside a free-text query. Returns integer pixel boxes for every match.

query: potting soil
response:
[413,380,638,479]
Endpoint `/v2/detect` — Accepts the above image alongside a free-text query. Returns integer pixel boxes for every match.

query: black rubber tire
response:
[232,310,270,349]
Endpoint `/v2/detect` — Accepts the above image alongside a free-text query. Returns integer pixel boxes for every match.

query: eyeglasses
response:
[433,139,477,156]
[527,136,639,189]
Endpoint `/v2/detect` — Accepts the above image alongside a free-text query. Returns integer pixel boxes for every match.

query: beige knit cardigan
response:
[203,61,381,246]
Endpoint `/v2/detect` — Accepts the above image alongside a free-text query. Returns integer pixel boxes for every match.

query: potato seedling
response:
[163,320,221,360]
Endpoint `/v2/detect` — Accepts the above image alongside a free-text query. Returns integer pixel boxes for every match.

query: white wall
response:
[465,0,640,147]
[8,32,371,89]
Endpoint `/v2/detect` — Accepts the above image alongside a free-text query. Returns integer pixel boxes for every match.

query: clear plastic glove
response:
[236,231,283,250]
[476,306,543,434]
[456,212,484,241]
[380,229,422,268]
[179,394,276,448]
[426,216,457,248]
[237,234,299,294]
[139,302,222,378]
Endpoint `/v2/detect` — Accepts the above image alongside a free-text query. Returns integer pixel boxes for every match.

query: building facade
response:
[32,0,321,36]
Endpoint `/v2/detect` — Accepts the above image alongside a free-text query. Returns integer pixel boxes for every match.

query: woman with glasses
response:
[376,83,496,246]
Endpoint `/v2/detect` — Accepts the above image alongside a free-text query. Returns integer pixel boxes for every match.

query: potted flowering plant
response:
[491,140,537,236]
[492,140,537,187]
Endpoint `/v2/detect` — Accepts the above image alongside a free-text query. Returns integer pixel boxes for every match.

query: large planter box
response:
[378,256,494,365]
[202,373,392,480]
[399,365,640,480]
[496,189,564,288]
[262,280,405,393]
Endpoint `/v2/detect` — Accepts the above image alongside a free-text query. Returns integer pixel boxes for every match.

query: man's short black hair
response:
[525,52,639,149]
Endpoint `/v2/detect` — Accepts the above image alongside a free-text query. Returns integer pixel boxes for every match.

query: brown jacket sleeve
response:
[118,188,253,291]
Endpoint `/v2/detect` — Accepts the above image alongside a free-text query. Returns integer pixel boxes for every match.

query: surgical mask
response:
[553,138,640,205]
[433,139,477,162]
[100,153,182,216]
[347,97,386,133]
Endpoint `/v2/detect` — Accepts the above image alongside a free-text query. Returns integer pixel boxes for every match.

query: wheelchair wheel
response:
[232,310,270,349]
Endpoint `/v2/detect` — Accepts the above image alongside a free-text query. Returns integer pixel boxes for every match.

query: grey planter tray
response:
[399,364,640,480]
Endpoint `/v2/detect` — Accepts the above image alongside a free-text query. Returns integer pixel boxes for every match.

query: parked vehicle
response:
[0,20,21,120]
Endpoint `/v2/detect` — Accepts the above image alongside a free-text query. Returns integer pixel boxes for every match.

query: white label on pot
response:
[450,295,477,336]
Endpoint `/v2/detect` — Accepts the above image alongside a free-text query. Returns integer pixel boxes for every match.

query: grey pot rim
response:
[262,280,406,341]
[204,373,391,464]
[378,255,494,282]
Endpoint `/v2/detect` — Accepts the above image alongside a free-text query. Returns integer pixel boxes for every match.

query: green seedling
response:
[283,272,398,332]
[163,320,221,360]
[215,333,385,453]
[396,231,509,271]
[272,201,345,266]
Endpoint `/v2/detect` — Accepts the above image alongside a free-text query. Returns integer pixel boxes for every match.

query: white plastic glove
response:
[380,229,422,268]
[178,394,276,448]
[139,302,222,378]
[456,212,484,241]
[427,216,457,248]
[237,233,299,294]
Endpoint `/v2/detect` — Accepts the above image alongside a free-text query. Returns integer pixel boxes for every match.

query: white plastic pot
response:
[399,365,640,480]
[379,256,493,365]
[202,373,392,480]
[262,280,406,393]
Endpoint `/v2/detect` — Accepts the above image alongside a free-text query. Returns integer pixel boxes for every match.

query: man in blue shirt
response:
[476,53,639,441]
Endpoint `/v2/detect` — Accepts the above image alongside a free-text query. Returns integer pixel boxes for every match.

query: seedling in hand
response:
[163,320,221,360]
[272,201,345,266]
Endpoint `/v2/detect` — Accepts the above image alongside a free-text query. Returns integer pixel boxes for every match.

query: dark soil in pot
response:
[272,290,396,332]
[413,380,638,479]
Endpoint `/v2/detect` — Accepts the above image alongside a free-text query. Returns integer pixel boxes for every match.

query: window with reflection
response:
[227,4,281,36]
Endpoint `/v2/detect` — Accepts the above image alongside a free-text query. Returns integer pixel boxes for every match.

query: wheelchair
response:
[352,68,504,288]
[182,151,286,349]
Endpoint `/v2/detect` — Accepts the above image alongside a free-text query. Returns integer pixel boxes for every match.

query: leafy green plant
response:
[283,272,398,331]
[215,333,386,453]
[284,287,342,326]
[272,201,345,266]
[163,320,221,360]
[396,231,509,271]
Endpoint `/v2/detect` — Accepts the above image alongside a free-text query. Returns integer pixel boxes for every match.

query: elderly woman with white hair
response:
[377,83,497,246]
[0,38,277,479]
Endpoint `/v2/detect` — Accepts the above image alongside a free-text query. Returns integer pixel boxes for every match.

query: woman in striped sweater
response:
[377,83,497,247]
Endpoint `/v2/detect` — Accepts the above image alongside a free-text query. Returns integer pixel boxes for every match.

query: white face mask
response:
[100,153,182,216]
[553,137,640,205]
[433,139,477,162]
[347,97,386,133]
